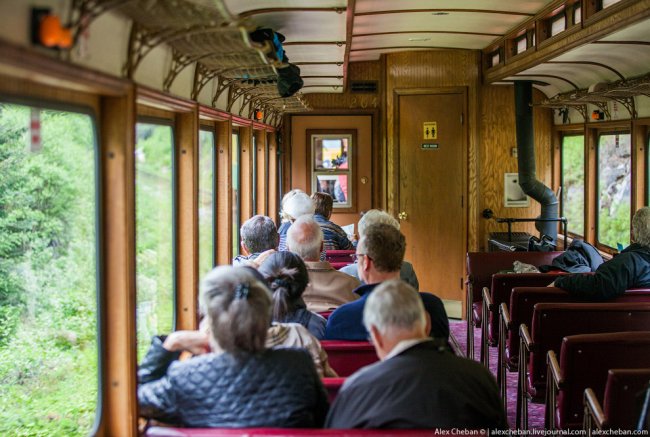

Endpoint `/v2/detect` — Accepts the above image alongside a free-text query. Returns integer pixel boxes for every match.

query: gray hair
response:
[200,266,272,356]
[286,215,323,261]
[280,189,304,222]
[358,209,400,237]
[240,215,279,253]
[632,207,650,247]
[363,279,426,335]
[283,191,315,221]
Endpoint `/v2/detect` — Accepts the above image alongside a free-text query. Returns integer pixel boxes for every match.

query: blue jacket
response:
[324,283,449,341]
[554,243,650,300]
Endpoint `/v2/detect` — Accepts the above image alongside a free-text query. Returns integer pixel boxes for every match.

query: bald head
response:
[287,215,323,261]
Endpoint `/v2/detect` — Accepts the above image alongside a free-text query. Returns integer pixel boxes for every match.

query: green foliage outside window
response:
[0,103,98,436]
[598,133,631,249]
[561,135,585,236]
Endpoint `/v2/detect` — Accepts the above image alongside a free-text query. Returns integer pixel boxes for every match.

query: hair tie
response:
[272,278,290,290]
[234,283,250,300]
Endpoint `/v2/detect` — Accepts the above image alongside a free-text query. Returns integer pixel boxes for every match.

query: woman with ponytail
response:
[258,251,327,339]
[137,266,328,428]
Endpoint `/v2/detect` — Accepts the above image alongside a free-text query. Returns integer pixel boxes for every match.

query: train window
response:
[311,133,352,208]
[573,4,582,24]
[561,134,585,236]
[550,13,566,37]
[135,122,175,360]
[490,51,500,67]
[252,134,258,215]
[199,129,215,279]
[601,0,623,8]
[232,129,241,258]
[516,34,527,55]
[597,132,631,249]
[0,103,98,434]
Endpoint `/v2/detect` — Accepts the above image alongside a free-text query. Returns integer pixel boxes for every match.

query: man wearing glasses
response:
[324,223,448,341]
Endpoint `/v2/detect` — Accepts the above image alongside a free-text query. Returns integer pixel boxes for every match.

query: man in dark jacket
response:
[326,280,507,430]
[552,207,650,300]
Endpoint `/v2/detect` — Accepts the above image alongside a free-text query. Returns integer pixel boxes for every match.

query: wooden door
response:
[397,90,466,301]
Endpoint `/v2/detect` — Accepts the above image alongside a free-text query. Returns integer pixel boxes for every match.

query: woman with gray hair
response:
[339,209,420,290]
[552,206,650,300]
[277,189,315,251]
[137,266,328,428]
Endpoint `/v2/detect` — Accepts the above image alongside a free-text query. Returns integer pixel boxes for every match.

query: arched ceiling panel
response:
[351,33,496,51]
[223,0,346,16]
[284,44,346,63]
[354,0,555,15]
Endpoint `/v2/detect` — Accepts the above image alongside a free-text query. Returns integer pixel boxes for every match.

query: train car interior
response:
[0,0,649,435]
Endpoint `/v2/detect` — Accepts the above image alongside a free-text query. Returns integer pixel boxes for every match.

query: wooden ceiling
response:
[226,0,650,97]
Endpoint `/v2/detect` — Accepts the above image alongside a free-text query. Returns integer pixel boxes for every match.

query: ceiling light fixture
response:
[431,12,449,16]
[408,37,431,42]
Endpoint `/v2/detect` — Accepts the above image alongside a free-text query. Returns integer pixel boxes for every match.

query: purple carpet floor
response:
[449,320,545,430]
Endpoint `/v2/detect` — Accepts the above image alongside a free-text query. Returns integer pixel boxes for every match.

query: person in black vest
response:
[551,207,650,300]
[326,279,507,430]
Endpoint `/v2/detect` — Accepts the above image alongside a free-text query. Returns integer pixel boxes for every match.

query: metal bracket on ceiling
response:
[227,86,251,112]
[163,49,197,92]
[592,101,611,120]
[238,93,255,116]
[611,96,636,119]
[68,0,132,49]
[211,76,238,107]
[192,62,218,100]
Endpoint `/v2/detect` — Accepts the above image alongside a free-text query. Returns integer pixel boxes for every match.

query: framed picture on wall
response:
[307,130,356,210]
[504,173,530,207]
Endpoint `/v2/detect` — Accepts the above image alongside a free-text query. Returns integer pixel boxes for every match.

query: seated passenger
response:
[266,322,337,378]
[339,209,419,290]
[258,251,327,339]
[278,190,315,251]
[326,280,507,430]
[310,192,354,250]
[287,215,360,312]
[551,206,650,300]
[325,223,449,341]
[137,266,328,428]
[233,215,278,266]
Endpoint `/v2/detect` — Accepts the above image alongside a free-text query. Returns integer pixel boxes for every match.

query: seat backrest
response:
[506,288,650,366]
[556,332,650,429]
[528,303,650,397]
[486,272,565,341]
[322,377,345,403]
[320,340,377,376]
[146,428,444,436]
[602,368,650,429]
[466,251,562,302]
[325,250,355,265]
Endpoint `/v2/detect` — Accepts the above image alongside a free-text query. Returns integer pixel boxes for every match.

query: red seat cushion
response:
[320,340,377,376]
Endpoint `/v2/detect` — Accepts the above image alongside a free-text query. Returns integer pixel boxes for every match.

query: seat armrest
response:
[482,286,493,310]
[520,323,534,352]
[584,388,606,429]
[500,303,511,329]
[548,350,563,388]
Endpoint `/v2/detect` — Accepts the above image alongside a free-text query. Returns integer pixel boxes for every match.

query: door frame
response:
[392,87,470,289]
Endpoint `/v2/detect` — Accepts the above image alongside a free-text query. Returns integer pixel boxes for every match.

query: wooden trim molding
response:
[136,86,197,113]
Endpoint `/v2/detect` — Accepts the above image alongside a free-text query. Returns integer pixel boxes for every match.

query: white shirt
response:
[383,337,432,361]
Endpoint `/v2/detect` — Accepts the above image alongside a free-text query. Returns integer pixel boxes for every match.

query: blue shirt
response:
[325,283,449,341]
[313,214,354,251]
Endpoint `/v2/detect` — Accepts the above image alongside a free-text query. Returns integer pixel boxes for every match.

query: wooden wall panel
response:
[305,61,381,110]
[384,50,481,250]
[239,126,253,225]
[174,110,199,330]
[254,129,267,216]
[289,115,373,228]
[268,132,279,223]
[215,120,232,266]
[478,85,554,250]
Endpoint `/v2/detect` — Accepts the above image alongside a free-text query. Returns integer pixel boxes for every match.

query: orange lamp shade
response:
[40,15,63,47]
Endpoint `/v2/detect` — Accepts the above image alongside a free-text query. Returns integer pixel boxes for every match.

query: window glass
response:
[252,134,258,215]
[602,0,622,8]
[598,132,631,248]
[311,133,352,208]
[0,103,98,434]
[573,5,582,24]
[491,51,500,67]
[232,130,241,259]
[562,135,585,236]
[516,35,527,55]
[199,130,215,279]
[550,13,566,36]
[135,122,174,360]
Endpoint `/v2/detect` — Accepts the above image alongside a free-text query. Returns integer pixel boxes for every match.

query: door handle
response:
[398,211,408,220]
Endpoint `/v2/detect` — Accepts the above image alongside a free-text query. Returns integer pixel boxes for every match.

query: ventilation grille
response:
[350,80,378,93]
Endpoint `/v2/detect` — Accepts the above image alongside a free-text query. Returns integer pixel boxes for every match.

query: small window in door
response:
[310,132,353,208]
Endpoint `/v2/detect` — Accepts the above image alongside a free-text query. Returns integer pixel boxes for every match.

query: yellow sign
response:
[423,122,437,140]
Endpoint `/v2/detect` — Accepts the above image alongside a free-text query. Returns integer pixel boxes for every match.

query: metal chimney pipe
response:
[514,81,558,242]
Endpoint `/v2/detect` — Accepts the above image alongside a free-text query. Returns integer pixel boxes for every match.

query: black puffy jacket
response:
[554,243,650,300]
[138,337,329,428]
